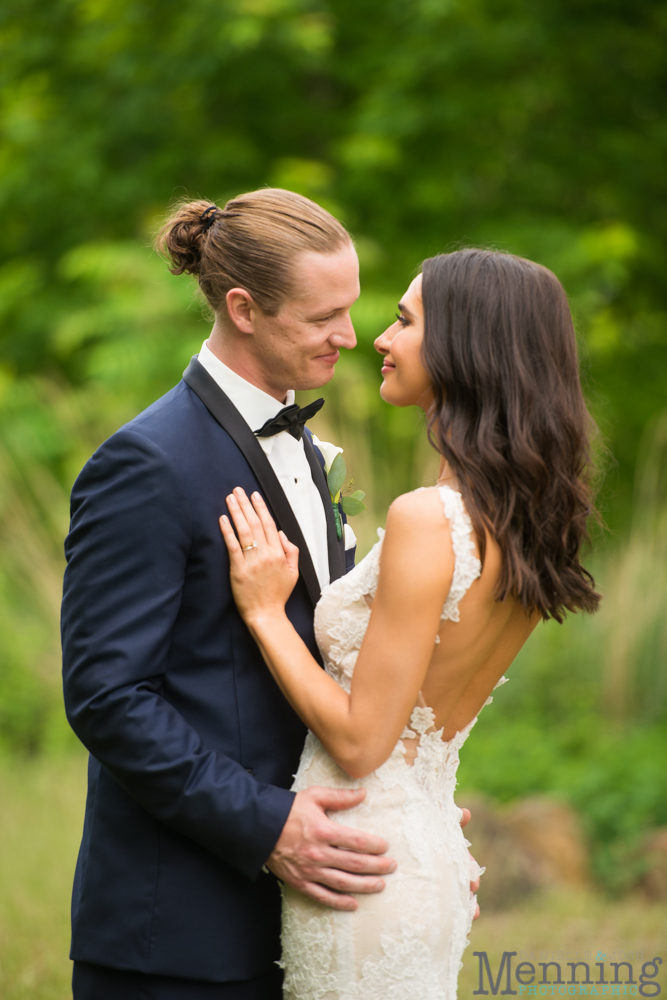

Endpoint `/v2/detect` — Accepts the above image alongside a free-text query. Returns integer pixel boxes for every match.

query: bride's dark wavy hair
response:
[421,249,601,622]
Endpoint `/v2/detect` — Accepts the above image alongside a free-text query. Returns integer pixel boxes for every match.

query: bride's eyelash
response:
[395,312,409,327]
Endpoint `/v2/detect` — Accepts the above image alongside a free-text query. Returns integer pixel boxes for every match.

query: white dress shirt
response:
[198,341,331,591]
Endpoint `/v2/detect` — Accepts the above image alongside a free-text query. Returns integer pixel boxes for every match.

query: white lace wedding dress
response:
[280,486,503,1000]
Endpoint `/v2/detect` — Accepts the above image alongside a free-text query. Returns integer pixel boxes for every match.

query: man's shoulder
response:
[111,377,219,455]
[125,379,194,440]
[77,377,224,483]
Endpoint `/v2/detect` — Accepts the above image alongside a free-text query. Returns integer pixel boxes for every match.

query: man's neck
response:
[206,325,288,403]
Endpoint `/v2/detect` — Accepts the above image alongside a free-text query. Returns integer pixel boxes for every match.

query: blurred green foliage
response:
[0,0,666,893]
[1,0,666,516]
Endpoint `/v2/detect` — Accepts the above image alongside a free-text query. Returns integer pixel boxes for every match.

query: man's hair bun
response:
[156,199,220,278]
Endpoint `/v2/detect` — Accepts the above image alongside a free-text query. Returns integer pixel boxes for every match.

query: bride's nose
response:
[374,326,393,354]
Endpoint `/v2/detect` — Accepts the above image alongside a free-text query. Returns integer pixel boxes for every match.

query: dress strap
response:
[437,486,482,623]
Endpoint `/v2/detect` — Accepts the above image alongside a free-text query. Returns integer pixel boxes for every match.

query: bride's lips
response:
[381,359,396,376]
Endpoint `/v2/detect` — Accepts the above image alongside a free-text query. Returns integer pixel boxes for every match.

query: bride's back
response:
[420,489,540,742]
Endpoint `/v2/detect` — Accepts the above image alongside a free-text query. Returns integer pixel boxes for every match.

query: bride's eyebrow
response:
[397,302,414,317]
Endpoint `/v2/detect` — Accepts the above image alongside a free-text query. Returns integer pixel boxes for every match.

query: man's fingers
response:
[308,868,386,895]
[325,822,390,857]
[314,846,396,876]
[296,882,358,912]
[308,787,390,855]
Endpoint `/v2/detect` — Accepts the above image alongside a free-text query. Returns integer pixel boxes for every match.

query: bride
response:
[220,248,601,1000]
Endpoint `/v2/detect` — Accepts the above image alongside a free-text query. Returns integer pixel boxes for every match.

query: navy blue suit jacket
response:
[61,358,354,982]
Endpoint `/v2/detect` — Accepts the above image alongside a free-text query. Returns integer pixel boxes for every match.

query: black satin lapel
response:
[183,357,322,607]
[303,433,346,583]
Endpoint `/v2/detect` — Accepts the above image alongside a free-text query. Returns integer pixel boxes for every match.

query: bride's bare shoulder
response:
[384,488,453,554]
[378,488,454,598]
[386,487,450,527]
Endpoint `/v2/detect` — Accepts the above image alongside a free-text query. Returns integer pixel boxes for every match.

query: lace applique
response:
[483,674,510,707]
[280,904,338,1000]
[400,704,436,739]
[354,920,447,1000]
[315,529,385,693]
[438,486,482,623]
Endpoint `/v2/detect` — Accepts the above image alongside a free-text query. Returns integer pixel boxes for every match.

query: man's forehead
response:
[289,246,360,309]
[293,245,358,282]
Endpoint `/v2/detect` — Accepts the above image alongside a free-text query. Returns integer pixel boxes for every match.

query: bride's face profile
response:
[374,274,433,410]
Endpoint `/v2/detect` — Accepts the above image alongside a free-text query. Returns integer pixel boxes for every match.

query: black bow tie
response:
[254,398,325,441]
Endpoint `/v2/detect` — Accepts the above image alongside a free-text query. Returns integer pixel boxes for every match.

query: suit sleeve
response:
[61,427,294,880]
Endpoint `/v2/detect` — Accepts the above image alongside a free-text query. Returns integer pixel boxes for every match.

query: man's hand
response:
[266,786,396,911]
[460,807,481,920]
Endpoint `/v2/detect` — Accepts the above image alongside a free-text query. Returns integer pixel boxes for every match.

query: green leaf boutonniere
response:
[325,451,367,541]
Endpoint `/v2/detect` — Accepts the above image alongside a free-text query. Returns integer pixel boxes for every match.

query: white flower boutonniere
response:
[312,435,367,541]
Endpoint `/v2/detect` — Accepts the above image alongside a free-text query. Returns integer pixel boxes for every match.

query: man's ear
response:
[226,288,257,335]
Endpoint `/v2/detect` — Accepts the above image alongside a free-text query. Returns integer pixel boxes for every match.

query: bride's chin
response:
[379,381,410,408]
[379,381,397,405]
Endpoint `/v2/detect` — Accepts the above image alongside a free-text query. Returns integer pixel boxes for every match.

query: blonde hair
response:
[156,188,352,315]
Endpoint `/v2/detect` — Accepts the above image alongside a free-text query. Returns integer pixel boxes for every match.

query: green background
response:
[1,0,666,899]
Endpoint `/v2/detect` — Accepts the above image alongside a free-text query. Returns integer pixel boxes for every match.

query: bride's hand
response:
[220,488,299,625]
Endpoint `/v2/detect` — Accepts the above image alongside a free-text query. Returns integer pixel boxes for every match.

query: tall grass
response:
[0,753,87,1000]
[601,412,667,722]
[0,431,70,754]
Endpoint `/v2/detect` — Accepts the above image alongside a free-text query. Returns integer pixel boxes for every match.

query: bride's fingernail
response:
[388,862,397,873]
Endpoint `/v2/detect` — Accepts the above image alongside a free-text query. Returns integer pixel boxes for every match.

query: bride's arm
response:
[220,487,454,779]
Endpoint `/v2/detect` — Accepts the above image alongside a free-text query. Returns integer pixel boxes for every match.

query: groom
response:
[62,189,479,1000]
[61,189,397,1000]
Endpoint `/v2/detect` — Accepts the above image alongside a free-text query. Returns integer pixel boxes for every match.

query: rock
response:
[459,794,590,911]
[505,797,590,888]
[642,827,667,900]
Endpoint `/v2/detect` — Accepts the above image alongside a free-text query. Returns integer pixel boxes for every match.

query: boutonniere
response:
[313,438,367,541]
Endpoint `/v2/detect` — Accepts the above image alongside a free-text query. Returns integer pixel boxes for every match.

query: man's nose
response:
[331,314,357,350]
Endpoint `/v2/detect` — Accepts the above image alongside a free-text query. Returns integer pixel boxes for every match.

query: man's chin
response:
[293,362,337,392]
